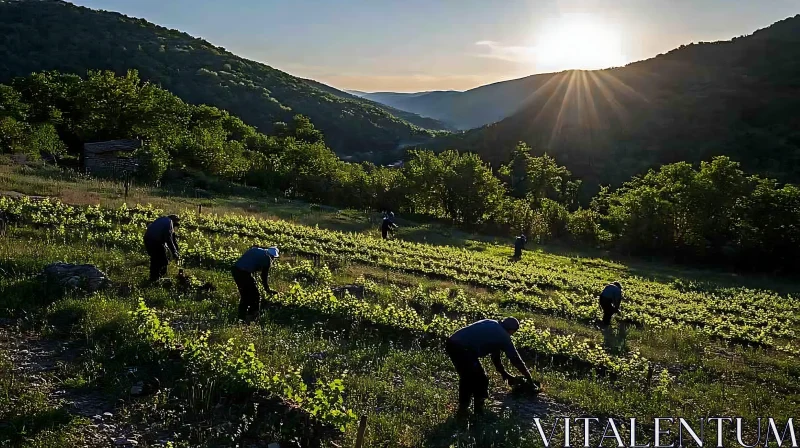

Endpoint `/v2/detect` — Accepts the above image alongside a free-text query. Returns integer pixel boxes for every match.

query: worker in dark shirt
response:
[598,281,623,326]
[143,215,180,281]
[513,234,527,259]
[381,212,398,240]
[233,246,279,322]
[446,318,533,416]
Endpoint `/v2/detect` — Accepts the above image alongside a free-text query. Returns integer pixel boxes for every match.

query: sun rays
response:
[509,69,650,149]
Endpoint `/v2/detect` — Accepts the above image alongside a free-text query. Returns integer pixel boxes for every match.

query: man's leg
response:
[469,362,490,415]
[145,239,167,281]
[446,342,473,415]
[233,269,254,320]
[157,245,169,279]
[246,278,261,319]
[600,299,614,326]
[243,274,260,321]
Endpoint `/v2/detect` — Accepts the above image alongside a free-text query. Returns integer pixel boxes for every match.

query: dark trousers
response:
[514,247,522,258]
[599,296,617,325]
[381,229,389,239]
[446,339,489,409]
[144,238,168,281]
[233,267,260,320]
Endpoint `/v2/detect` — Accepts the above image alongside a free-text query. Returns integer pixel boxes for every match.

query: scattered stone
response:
[103,411,114,419]
[93,414,103,421]
[114,438,138,446]
[43,262,111,292]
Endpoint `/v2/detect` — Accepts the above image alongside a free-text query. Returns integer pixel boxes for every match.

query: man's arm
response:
[491,351,512,381]
[504,345,532,380]
[165,224,179,258]
[260,265,275,294]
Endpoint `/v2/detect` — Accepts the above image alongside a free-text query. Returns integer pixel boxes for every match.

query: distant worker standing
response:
[143,215,180,281]
[598,281,623,326]
[232,246,279,322]
[513,234,527,259]
[381,212,398,240]
[446,318,534,417]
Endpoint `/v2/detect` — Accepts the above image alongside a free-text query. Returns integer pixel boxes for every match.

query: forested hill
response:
[428,14,800,190]
[0,0,436,161]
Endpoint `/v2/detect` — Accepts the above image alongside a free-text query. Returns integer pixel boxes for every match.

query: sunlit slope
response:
[426,15,800,189]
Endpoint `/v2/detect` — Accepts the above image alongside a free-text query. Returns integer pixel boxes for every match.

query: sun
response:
[533,14,627,72]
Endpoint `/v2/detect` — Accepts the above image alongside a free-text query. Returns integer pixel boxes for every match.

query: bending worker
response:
[446,317,533,416]
[143,214,180,281]
[598,281,624,326]
[232,246,279,322]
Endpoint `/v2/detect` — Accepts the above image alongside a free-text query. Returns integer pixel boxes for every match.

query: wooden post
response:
[198,204,202,214]
[355,415,368,448]
[123,171,130,199]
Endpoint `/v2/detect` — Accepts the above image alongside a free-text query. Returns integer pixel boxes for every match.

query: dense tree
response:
[499,142,580,208]
[438,151,505,224]
[600,156,800,271]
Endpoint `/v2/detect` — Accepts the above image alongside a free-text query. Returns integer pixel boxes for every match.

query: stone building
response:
[82,139,142,177]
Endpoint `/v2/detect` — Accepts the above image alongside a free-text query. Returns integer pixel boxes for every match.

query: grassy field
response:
[1,163,799,447]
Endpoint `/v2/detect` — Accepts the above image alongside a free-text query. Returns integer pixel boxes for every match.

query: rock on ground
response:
[43,262,112,292]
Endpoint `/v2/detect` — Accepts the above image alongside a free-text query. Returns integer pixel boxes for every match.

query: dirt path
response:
[0,320,144,447]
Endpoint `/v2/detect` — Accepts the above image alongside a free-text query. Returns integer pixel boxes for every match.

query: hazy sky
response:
[71,0,799,92]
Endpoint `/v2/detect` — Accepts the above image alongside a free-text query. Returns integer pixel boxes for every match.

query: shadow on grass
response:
[601,322,632,356]
[0,405,73,445]
[0,276,66,317]
[421,397,558,448]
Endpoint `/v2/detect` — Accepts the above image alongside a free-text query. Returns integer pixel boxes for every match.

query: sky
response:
[71,0,799,93]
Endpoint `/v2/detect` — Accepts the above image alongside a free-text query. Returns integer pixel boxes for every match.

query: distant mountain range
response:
[302,81,453,131]
[0,0,445,161]
[349,82,558,131]
[418,14,800,191]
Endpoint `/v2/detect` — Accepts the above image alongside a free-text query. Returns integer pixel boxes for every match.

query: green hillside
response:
[0,0,435,161]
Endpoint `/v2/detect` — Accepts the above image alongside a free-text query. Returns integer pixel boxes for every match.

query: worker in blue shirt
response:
[381,211,398,239]
[513,234,527,259]
[446,318,533,417]
[143,215,180,281]
[599,281,624,326]
[233,246,279,322]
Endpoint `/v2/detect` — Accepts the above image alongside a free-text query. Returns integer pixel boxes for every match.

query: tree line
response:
[1,70,797,272]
